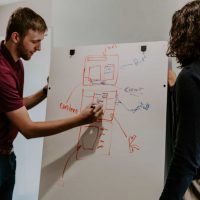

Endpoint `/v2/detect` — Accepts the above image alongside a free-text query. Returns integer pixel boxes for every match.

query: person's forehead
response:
[25,29,45,40]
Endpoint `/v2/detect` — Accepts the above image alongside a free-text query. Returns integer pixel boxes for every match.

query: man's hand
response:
[42,84,48,96]
[78,104,103,125]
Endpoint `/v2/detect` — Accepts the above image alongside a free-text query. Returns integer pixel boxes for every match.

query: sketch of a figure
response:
[59,45,142,182]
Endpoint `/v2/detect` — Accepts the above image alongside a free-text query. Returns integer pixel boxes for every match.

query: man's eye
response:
[32,41,37,44]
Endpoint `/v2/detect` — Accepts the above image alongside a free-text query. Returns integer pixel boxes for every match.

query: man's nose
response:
[36,42,41,51]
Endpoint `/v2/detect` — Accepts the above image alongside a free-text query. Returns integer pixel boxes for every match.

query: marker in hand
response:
[90,103,96,109]
[89,103,104,119]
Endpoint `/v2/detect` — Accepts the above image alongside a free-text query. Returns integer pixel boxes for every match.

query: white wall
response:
[178,0,191,7]
[0,0,23,6]
[52,0,180,47]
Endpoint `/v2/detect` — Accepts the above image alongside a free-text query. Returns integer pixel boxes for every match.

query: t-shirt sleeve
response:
[0,70,23,112]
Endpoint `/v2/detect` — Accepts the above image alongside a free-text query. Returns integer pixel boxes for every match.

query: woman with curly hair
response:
[160,1,200,199]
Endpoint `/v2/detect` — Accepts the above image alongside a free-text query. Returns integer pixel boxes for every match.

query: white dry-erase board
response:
[39,41,168,200]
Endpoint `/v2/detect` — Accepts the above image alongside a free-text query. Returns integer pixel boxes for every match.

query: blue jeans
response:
[0,152,16,200]
[159,149,200,200]
[159,173,193,200]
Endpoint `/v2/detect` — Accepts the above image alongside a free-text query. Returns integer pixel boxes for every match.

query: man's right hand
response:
[78,104,103,125]
[6,104,103,139]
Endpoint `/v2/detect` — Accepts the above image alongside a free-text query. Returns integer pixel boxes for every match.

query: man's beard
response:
[16,41,31,61]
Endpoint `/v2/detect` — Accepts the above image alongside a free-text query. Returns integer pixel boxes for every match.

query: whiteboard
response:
[39,41,168,200]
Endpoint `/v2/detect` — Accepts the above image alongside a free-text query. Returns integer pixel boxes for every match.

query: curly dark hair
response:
[167,0,200,67]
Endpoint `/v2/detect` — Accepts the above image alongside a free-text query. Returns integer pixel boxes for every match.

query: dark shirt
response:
[160,60,200,199]
[165,84,176,180]
[0,41,24,150]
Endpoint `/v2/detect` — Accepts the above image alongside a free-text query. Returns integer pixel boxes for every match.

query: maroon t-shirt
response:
[0,41,24,150]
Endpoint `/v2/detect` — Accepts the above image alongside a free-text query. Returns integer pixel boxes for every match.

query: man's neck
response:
[4,40,19,62]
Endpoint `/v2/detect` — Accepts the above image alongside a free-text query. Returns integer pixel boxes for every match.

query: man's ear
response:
[10,32,20,44]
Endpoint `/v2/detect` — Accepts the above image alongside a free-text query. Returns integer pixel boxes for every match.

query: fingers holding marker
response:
[90,103,104,118]
[94,108,104,118]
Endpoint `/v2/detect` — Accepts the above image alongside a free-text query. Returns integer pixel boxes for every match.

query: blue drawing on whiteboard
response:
[120,54,146,69]
[129,102,150,113]
[124,86,144,96]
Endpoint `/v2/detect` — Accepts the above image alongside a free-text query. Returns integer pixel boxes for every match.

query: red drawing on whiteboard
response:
[58,51,140,183]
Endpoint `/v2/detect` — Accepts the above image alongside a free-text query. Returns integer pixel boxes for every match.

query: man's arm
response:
[23,85,47,109]
[6,104,103,139]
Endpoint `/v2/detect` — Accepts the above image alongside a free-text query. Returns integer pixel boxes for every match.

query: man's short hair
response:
[5,7,47,41]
